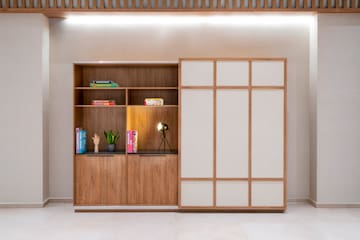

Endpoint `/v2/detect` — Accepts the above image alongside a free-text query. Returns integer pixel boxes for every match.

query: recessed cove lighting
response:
[65,14,314,26]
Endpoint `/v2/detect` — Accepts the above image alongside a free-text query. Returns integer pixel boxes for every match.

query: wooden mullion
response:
[202,0,206,8]
[351,0,356,8]
[84,0,88,9]
[186,0,191,8]
[92,0,97,8]
[256,0,260,8]
[280,0,284,8]
[68,0,73,8]
[124,0,128,8]
[225,0,230,8]
[139,0,143,8]
[171,0,176,8]
[311,0,316,8]
[61,0,66,8]
[240,0,245,8]
[248,61,252,207]
[217,0,222,8]
[13,0,18,8]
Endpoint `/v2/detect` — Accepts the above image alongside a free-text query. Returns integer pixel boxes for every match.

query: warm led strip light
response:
[65,14,314,26]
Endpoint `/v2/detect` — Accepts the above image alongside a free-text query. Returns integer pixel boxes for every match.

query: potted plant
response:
[104,130,120,152]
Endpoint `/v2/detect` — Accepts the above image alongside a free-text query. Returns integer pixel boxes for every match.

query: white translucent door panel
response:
[216,181,248,207]
[181,89,213,178]
[252,181,284,207]
[252,61,284,86]
[181,181,213,206]
[181,60,214,86]
[216,90,248,178]
[252,90,284,178]
[216,61,249,86]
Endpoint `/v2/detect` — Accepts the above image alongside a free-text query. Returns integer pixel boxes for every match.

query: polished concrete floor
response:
[0,203,359,240]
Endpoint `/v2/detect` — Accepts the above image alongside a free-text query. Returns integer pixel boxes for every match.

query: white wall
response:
[0,14,49,205]
[316,14,360,204]
[49,14,312,200]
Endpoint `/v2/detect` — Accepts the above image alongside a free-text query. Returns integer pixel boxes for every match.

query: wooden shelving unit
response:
[73,62,178,208]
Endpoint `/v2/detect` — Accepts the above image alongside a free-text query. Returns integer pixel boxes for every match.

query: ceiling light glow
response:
[65,14,314,26]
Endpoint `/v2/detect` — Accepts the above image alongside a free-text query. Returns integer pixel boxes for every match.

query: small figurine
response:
[92,133,100,153]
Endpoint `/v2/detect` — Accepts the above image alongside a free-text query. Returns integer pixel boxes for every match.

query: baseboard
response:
[47,198,73,204]
[309,199,360,208]
[0,198,49,208]
[287,198,310,204]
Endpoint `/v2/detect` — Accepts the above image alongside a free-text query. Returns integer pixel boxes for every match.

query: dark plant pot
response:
[107,144,116,152]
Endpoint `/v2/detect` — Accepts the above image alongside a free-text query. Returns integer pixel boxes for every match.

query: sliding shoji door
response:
[251,60,286,208]
[216,61,249,207]
[179,58,286,210]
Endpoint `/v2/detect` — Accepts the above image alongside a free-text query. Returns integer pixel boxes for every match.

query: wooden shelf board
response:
[75,105,126,108]
[127,105,178,108]
[75,87,178,90]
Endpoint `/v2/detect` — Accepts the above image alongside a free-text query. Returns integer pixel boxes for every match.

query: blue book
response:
[79,130,87,154]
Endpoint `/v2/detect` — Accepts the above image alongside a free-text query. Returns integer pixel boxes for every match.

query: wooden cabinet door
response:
[74,155,127,205]
[127,155,178,205]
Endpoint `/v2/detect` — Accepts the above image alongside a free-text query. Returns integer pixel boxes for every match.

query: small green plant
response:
[104,130,120,145]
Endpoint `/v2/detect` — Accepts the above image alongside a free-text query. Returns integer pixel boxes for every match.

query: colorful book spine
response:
[127,130,138,153]
[144,98,164,106]
[76,128,80,154]
[79,129,87,154]
[90,82,119,88]
[91,100,116,106]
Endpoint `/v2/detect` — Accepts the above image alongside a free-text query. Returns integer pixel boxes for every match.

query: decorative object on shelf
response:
[91,100,116,106]
[144,98,164,106]
[127,130,138,153]
[90,80,119,88]
[157,122,171,151]
[104,130,120,152]
[92,133,100,153]
[76,128,87,154]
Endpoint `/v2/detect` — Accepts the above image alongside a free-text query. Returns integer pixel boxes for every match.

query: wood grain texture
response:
[127,154,178,204]
[128,89,178,105]
[126,106,178,152]
[75,107,126,152]
[75,89,126,105]
[80,65,178,88]
[74,155,127,205]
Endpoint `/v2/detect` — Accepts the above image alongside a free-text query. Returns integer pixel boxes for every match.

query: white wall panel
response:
[252,181,284,207]
[216,181,248,207]
[252,90,284,178]
[181,89,213,178]
[181,60,214,86]
[216,90,248,178]
[181,181,213,206]
[252,61,284,86]
[216,61,249,86]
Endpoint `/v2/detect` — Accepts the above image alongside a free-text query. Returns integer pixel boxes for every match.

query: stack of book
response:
[91,100,116,106]
[144,98,164,106]
[127,130,138,153]
[90,80,119,88]
[75,128,87,154]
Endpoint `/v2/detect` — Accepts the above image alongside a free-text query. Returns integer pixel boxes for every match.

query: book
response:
[76,128,87,154]
[144,98,164,106]
[93,80,112,84]
[91,100,116,106]
[90,82,119,88]
[75,128,80,154]
[127,130,138,153]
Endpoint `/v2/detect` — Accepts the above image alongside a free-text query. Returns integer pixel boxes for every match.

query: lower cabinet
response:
[74,154,177,206]
[74,155,127,205]
[127,154,178,205]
